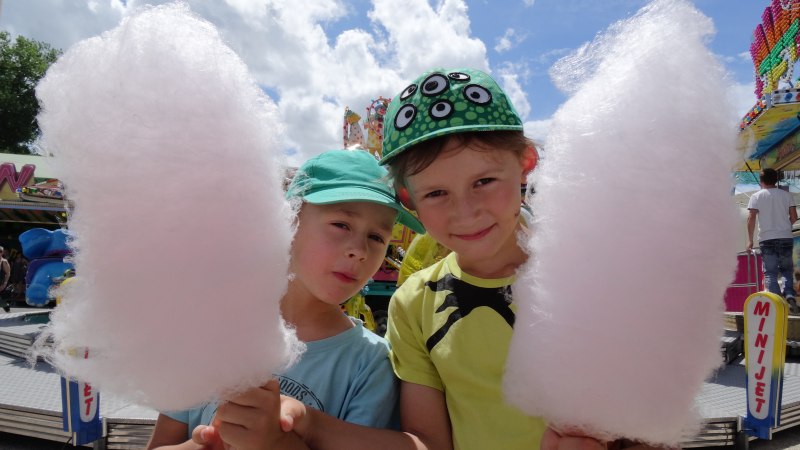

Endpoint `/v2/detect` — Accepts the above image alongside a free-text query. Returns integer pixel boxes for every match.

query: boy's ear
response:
[520,146,538,184]
[398,187,414,210]
[522,145,539,175]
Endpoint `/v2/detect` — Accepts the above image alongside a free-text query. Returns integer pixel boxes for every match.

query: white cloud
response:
[496,63,531,120]
[495,28,512,53]
[0,0,490,164]
[716,53,736,64]
[524,119,551,143]
[738,51,752,63]
[534,47,571,66]
[728,80,759,118]
[523,0,535,6]
[1,1,126,51]
[368,0,488,77]
[496,34,512,53]
[494,28,527,54]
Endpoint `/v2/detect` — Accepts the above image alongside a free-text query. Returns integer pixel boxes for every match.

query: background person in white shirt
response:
[747,168,798,313]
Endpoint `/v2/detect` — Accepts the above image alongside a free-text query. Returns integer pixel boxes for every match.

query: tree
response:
[0,31,61,154]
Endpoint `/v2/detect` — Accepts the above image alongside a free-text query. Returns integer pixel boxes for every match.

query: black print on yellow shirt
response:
[424,274,514,351]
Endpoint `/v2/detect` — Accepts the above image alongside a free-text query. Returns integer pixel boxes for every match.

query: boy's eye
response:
[424,190,445,199]
[332,222,349,231]
[475,178,494,187]
[369,234,386,244]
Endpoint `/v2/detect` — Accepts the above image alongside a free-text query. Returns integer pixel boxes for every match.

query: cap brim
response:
[380,124,523,165]
[303,187,425,234]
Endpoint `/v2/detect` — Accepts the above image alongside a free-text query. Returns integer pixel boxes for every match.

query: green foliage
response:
[0,31,61,154]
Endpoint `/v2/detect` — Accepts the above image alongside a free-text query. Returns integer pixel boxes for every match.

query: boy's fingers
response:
[279,413,294,432]
[191,424,216,444]
[226,387,269,407]
[216,401,253,427]
[225,381,279,408]
[541,427,606,450]
[264,378,280,393]
[217,420,251,450]
[541,427,562,450]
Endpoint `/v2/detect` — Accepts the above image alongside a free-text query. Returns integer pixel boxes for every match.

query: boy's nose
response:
[452,194,479,218]
[346,240,368,261]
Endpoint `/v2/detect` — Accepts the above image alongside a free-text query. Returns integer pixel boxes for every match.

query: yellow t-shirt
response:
[387,252,546,450]
[396,232,450,286]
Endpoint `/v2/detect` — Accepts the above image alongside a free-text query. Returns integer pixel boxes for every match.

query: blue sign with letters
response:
[61,375,103,445]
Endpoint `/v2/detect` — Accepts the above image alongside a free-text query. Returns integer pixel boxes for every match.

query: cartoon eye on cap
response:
[399,84,418,101]
[448,72,470,82]
[429,100,454,120]
[394,104,417,130]
[463,84,492,105]
[421,73,449,96]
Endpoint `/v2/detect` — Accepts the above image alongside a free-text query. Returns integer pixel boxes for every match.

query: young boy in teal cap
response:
[146,149,424,450]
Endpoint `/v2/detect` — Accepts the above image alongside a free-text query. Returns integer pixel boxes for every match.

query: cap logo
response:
[447,72,471,82]
[421,73,449,96]
[429,100,454,120]
[463,84,492,105]
[399,84,418,101]
[394,104,417,130]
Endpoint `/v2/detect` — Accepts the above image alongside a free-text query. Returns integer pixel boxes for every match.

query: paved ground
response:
[4,429,800,450]
[3,303,53,314]
[0,431,86,449]
[703,426,800,450]
[759,427,800,449]
[0,306,88,450]
[4,304,800,449]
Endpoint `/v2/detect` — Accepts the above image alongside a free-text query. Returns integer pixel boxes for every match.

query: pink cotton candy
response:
[32,3,303,411]
[504,0,740,445]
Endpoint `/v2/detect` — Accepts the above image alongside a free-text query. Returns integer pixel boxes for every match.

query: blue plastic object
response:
[25,258,73,306]
[19,228,70,259]
[19,228,73,306]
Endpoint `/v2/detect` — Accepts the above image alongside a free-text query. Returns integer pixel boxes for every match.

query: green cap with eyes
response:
[380,68,523,165]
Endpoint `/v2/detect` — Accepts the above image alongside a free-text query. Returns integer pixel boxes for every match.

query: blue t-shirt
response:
[166,318,398,436]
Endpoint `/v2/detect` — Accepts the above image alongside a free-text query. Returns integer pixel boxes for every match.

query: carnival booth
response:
[733,0,800,317]
[0,154,67,226]
[713,0,800,444]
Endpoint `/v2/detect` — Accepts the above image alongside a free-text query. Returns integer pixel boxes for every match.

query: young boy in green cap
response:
[380,68,664,450]
[378,67,544,450]
[145,149,425,450]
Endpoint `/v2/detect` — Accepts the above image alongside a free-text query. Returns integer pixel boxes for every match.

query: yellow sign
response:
[0,163,35,200]
[743,291,788,438]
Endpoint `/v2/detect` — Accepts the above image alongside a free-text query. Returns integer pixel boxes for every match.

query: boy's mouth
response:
[453,224,494,241]
[333,271,358,283]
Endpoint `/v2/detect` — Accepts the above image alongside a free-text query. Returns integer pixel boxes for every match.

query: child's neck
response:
[457,250,527,279]
[456,226,529,279]
[281,286,355,342]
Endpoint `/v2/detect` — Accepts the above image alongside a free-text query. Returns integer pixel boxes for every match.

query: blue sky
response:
[321,0,769,121]
[0,0,777,162]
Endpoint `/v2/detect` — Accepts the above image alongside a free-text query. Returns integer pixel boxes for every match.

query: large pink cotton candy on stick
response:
[504,0,740,445]
[34,3,303,411]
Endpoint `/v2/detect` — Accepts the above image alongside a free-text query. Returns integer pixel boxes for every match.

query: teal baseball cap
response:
[287,149,425,234]
[381,67,523,165]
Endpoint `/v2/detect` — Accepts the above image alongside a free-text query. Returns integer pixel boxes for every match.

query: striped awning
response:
[0,201,67,225]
